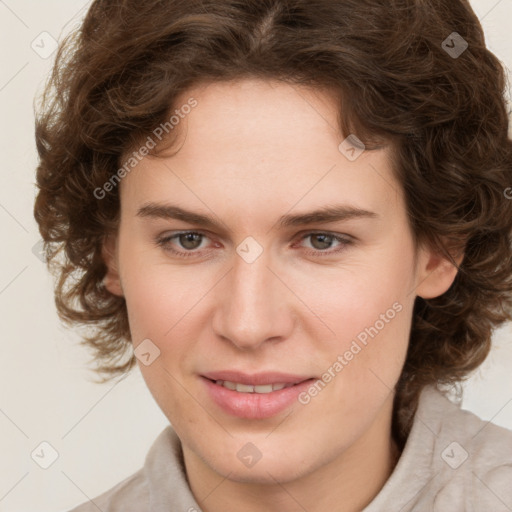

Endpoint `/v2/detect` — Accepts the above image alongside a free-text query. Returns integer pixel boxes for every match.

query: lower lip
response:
[201,377,316,419]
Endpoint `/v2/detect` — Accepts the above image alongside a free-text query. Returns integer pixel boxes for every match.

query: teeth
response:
[214,380,293,393]
[237,383,255,393]
[268,383,286,391]
[221,380,237,390]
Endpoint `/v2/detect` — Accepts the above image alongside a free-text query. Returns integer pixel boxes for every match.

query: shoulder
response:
[421,384,512,467]
[418,385,512,510]
[66,468,149,511]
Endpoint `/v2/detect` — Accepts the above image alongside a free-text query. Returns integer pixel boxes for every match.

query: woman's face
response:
[104,79,458,484]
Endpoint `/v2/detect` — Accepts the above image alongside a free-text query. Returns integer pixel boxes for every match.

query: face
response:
[103,79,459,484]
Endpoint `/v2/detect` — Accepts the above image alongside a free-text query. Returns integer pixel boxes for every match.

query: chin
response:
[200,442,316,484]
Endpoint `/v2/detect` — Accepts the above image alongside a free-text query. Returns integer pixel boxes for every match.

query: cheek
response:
[121,273,175,341]
[311,254,414,344]
[119,264,197,415]
[117,234,195,340]
[119,250,207,386]
[310,239,416,387]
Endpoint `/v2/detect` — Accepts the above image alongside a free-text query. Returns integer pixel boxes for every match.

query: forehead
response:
[169,79,355,165]
[120,79,401,225]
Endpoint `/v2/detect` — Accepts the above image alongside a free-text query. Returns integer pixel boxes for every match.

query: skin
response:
[102,79,461,512]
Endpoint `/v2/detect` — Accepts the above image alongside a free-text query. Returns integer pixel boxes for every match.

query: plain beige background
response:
[0,1,511,510]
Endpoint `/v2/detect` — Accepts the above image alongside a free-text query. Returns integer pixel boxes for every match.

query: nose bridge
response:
[212,245,290,349]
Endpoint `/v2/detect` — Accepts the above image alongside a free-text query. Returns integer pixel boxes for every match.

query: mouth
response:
[200,373,317,419]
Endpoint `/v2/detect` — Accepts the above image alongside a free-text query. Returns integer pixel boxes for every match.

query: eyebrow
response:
[136,202,378,230]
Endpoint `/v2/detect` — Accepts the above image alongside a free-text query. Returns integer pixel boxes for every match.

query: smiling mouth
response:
[201,376,317,419]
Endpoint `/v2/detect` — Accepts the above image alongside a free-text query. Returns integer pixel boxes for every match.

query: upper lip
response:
[201,371,314,386]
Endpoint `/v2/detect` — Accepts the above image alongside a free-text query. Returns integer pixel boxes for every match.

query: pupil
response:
[181,233,201,249]
[312,234,331,250]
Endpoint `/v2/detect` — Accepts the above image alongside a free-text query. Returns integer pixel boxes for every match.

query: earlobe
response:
[415,245,464,300]
[101,233,124,297]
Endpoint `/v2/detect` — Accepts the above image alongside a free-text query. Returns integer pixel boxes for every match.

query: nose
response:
[211,246,295,351]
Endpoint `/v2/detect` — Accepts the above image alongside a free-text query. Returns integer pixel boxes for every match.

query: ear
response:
[415,240,464,299]
[101,233,124,297]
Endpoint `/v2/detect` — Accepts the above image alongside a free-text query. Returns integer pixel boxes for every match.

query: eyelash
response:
[154,231,353,258]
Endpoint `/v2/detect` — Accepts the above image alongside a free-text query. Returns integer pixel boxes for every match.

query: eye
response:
[296,232,353,256]
[155,231,212,258]
[155,230,353,258]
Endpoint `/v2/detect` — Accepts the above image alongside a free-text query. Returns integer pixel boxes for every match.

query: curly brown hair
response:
[34,0,512,449]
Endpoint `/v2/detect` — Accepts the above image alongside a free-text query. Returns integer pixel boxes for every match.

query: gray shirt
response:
[67,384,512,511]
